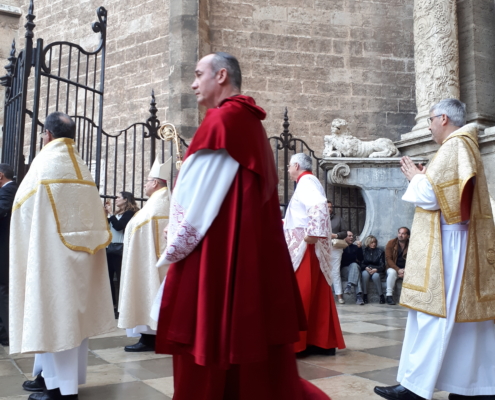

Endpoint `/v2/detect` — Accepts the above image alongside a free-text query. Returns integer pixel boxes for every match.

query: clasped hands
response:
[400,156,426,181]
[365,266,377,275]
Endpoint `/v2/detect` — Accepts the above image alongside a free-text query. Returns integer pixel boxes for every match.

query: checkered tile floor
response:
[0,304,450,399]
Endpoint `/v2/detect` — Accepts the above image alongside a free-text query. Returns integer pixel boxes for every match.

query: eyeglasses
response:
[427,115,443,126]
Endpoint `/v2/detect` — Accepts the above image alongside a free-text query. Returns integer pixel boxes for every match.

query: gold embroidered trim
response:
[131,216,169,235]
[65,141,83,179]
[44,184,112,255]
[398,301,447,318]
[12,188,38,212]
[154,219,161,259]
[402,208,436,293]
[12,180,96,212]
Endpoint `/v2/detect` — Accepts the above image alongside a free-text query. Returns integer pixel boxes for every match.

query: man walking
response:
[155,53,329,400]
[118,158,171,352]
[374,99,495,400]
[10,112,115,400]
[284,153,346,356]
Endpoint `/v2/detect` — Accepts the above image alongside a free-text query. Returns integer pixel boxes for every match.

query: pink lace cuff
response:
[164,202,203,264]
[306,202,330,238]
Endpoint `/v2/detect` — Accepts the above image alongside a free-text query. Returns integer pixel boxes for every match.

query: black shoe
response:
[28,388,78,400]
[23,374,46,392]
[295,348,312,358]
[380,294,386,304]
[314,347,336,356]
[449,395,495,400]
[387,296,396,305]
[374,385,425,400]
[124,341,154,352]
[114,309,119,319]
[363,294,369,304]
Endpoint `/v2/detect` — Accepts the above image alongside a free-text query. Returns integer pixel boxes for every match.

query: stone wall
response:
[0,0,21,142]
[2,0,417,163]
[15,0,170,134]
[208,0,416,153]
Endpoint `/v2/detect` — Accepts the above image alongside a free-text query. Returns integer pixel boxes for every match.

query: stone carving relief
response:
[330,163,350,184]
[413,0,459,129]
[323,119,400,158]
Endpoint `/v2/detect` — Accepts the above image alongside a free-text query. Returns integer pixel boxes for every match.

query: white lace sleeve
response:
[402,174,440,211]
[156,149,239,267]
[306,202,330,237]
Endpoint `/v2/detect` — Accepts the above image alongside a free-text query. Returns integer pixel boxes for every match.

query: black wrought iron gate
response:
[1,0,107,185]
[1,0,365,233]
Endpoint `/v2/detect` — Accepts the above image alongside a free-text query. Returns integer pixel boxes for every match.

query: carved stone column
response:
[168,0,210,139]
[411,0,460,133]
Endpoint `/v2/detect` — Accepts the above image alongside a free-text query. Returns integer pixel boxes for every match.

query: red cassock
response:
[294,244,346,353]
[156,95,330,400]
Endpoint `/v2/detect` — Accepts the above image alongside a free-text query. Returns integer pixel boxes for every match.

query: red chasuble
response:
[156,95,330,400]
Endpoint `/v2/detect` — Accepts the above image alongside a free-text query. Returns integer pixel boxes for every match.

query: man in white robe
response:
[10,112,115,400]
[117,158,170,352]
[374,99,495,400]
[284,153,345,355]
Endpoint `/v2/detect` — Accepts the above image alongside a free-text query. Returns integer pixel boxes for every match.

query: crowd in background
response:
[328,200,410,306]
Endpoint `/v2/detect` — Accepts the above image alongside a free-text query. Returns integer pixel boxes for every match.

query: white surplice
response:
[283,174,332,285]
[151,149,239,321]
[398,174,495,399]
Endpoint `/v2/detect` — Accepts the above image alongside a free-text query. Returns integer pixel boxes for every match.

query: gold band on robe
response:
[400,126,495,322]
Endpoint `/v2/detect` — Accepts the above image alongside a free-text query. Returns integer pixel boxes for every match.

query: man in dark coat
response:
[0,163,18,346]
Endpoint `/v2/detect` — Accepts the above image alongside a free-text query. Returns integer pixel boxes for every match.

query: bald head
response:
[191,52,242,109]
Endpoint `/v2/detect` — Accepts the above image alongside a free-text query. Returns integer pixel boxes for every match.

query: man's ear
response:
[217,68,228,85]
[46,130,55,142]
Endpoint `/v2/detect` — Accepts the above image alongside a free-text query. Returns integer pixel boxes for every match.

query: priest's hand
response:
[331,233,338,239]
[304,236,319,244]
[163,225,169,241]
[400,156,426,181]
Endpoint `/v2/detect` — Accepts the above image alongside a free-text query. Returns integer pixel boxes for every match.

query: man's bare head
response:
[191,52,242,109]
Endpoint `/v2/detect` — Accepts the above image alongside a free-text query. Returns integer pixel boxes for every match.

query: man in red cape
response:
[155,52,330,400]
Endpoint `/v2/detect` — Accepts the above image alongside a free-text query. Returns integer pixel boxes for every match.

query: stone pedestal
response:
[320,157,428,246]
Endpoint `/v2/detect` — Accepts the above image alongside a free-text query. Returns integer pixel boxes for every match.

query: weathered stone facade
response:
[207,0,416,150]
[1,0,417,155]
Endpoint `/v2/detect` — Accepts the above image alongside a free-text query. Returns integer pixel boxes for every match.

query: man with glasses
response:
[375,99,495,400]
[284,153,346,356]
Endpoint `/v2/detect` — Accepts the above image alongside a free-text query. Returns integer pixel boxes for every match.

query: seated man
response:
[384,227,409,305]
[340,231,364,305]
[328,201,347,304]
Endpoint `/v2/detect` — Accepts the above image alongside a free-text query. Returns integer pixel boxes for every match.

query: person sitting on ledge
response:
[384,227,410,305]
[340,231,364,305]
[361,235,386,304]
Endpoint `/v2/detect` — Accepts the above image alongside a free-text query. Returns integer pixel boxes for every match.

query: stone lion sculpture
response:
[323,118,400,158]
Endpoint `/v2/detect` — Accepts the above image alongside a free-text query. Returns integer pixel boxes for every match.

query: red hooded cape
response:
[156,95,307,368]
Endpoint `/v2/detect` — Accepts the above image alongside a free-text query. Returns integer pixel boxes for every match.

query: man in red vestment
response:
[155,52,330,400]
[284,153,346,356]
